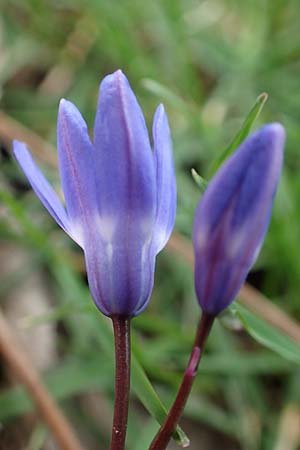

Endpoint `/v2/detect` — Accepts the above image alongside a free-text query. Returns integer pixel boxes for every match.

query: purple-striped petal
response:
[13,140,77,243]
[12,70,177,318]
[192,123,285,315]
[152,104,177,253]
[83,225,156,316]
[89,70,157,315]
[57,99,97,245]
[93,70,156,225]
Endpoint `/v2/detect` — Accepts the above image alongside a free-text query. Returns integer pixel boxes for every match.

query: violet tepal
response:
[13,70,176,317]
[193,123,285,315]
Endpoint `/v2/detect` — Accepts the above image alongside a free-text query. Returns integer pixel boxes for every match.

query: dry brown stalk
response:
[38,14,98,96]
[0,310,84,450]
[0,111,57,168]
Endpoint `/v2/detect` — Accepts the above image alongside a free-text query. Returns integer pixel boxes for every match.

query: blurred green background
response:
[0,0,300,449]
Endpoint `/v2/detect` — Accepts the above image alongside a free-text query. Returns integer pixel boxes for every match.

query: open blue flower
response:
[193,124,285,315]
[13,70,176,317]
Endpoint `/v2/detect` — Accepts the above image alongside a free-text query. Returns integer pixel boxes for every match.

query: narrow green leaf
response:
[131,354,190,447]
[191,168,208,193]
[233,303,300,364]
[209,92,268,176]
[25,424,48,450]
[141,78,188,112]
[130,420,160,450]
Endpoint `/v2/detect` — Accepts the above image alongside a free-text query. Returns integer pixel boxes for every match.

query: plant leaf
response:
[131,353,190,447]
[191,168,208,193]
[233,303,300,364]
[209,92,268,176]
[141,78,188,112]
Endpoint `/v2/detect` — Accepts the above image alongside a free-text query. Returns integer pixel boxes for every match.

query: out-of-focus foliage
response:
[1,1,300,449]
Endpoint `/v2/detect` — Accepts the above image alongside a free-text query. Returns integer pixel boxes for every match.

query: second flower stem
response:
[148,312,215,450]
[110,315,131,450]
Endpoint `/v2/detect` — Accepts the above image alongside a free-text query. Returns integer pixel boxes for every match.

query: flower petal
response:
[83,226,156,316]
[193,123,285,315]
[152,104,176,253]
[93,69,156,230]
[57,99,97,244]
[88,70,157,316]
[13,140,77,242]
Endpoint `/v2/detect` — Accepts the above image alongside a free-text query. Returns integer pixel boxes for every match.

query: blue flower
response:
[192,124,285,315]
[13,70,176,317]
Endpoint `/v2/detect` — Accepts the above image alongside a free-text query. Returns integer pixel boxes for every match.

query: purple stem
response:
[148,313,215,450]
[110,316,131,450]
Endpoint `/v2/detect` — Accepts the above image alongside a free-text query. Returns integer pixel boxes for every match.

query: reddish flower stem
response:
[148,313,215,450]
[110,315,131,450]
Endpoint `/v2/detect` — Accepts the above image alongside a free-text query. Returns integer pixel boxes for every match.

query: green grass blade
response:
[233,303,300,364]
[131,353,190,447]
[141,78,189,112]
[209,92,268,176]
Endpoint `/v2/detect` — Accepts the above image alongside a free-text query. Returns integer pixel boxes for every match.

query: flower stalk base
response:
[110,315,131,450]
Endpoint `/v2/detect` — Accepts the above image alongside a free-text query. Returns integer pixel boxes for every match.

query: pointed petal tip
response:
[59,98,86,115]
[153,104,170,139]
[157,103,165,114]
[114,69,129,88]
[58,98,74,115]
[58,98,74,114]
[260,122,286,144]
[12,140,29,159]
[58,98,89,135]
[154,103,166,122]
[260,123,286,161]
[12,139,25,148]
[114,68,124,76]
[238,123,285,165]
[265,121,285,135]
[58,98,69,118]
[100,69,128,89]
